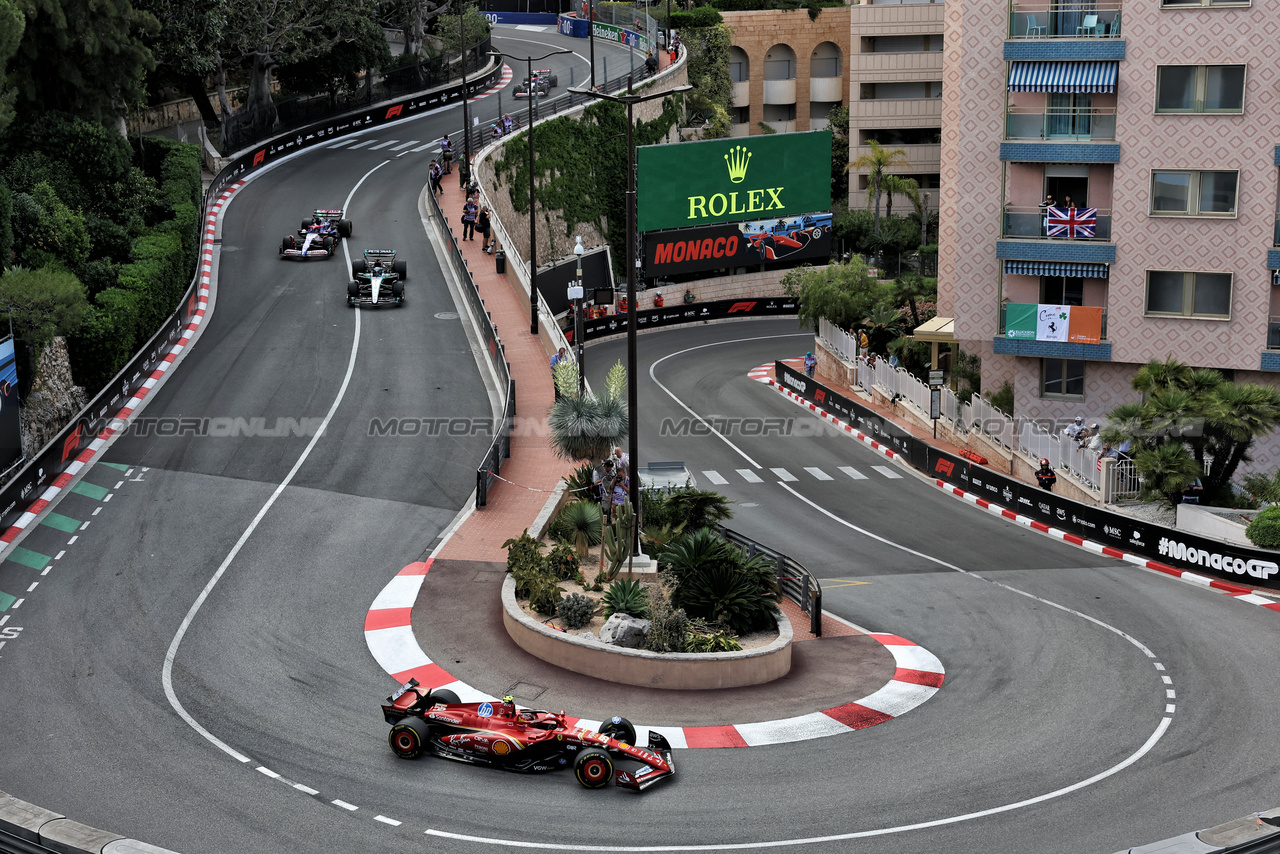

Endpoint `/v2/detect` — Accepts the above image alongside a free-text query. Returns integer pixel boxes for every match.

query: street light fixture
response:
[488,47,573,335]
[569,78,692,554]
[573,236,586,396]
[459,0,471,189]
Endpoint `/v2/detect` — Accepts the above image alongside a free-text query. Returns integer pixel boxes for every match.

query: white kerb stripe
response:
[885,643,945,674]
[369,574,427,610]
[735,711,853,746]
[857,681,939,718]
[365,626,432,673]
[636,725,688,750]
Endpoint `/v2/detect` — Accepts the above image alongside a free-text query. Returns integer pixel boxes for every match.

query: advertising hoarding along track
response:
[636,132,832,233]
[644,214,832,276]
[772,361,1280,592]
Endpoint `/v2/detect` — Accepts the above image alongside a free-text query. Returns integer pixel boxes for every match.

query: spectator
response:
[653,290,664,308]
[1064,415,1084,440]
[440,136,454,174]
[461,198,478,241]
[478,205,492,253]
[1181,477,1204,504]
[503,114,514,134]
[1086,423,1104,451]
[803,351,817,377]
[1035,458,1057,491]
[430,160,443,196]
[645,52,658,76]
[683,289,695,304]
[1040,193,1055,237]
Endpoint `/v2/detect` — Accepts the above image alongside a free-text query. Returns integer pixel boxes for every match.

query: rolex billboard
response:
[635,131,832,233]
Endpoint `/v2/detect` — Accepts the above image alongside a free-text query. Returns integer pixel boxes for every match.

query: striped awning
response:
[1004,260,1109,278]
[1007,61,1118,93]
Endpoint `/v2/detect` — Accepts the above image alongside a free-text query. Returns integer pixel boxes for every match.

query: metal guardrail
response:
[0,827,58,854]
[424,184,514,509]
[718,525,822,637]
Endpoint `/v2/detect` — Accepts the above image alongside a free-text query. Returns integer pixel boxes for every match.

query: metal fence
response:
[425,176,515,508]
[817,318,859,362]
[222,36,493,152]
[718,526,822,637]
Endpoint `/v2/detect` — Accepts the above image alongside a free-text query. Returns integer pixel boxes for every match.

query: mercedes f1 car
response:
[348,249,406,307]
[382,679,676,791]
[281,209,353,259]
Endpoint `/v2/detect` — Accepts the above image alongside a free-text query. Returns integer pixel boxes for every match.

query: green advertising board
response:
[636,132,832,233]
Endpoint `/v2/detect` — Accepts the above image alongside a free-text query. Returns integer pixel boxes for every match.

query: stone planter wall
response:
[501,576,792,689]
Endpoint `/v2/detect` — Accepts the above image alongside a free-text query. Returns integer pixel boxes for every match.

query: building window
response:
[1162,0,1249,7]
[1145,270,1232,318]
[1155,65,1245,113]
[1041,359,1084,399]
[1150,170,1238,216]
[1041,277,1084,306]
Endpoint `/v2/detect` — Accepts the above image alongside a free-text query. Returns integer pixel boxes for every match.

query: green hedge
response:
[669,6,722,26]
[69,287,143,393]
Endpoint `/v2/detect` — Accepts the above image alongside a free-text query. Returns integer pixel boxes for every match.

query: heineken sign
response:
[636,132,832,233]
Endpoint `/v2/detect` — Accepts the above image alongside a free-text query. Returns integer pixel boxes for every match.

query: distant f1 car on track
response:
[347,249,406,307]
[280,209,353,260]
[514,69,558,98]
[382,679,676,791]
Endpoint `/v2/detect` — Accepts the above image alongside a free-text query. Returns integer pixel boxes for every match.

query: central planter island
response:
[501,576,794,689]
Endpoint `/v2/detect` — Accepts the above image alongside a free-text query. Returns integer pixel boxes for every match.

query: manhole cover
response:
[505,682,547,701]
[435,311,459,320]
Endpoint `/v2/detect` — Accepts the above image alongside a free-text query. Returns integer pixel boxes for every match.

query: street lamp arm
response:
[488,48,573,63]
[567,84,692,104]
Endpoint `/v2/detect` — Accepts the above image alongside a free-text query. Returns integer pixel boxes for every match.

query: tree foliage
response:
[827,103,848,208]
[548,360,629,464]
[10,0,157,123]
[682,23,732,138]
[782,256,890,331]
[0,0,22,132]
[0,266,87,378]
[846,140,909,236]
[434,3,490,57]
[277,15,394,104]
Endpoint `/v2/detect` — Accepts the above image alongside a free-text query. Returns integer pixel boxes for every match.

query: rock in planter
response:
[600,613,651,648]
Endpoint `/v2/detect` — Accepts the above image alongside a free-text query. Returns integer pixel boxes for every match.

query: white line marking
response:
[114,481,124,489]
[840,466,868,480]
[410,141,437,152]
[1162,675,1172,684]
[347,139,374,149]
[872,465,902,479]
[389,140,420,151]
[104,494,113,502]
[0,615,6,624]
[333,800,358,811]
[26,582,37,592]
[376,816,403,826]
[1165,704,1176,714]
[805,467,832,481]
[11,599,21,608]
[67,536,77,545]
[293,783,320,795]
[55,551,65,560]
[79,522,89,531]
[327,138,357,148]
[1166,689,1175,699]
[40,567,50,576]
[770,468,796,482]
[737,469,762,483]
[92,507,102,516]
[256,767,280,779]
[368,140,398,150]
[702,470,728,485]
[162,161,385,767]
[1155,663,1165,671]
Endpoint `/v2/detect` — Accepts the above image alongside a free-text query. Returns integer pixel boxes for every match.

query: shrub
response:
[562,463,596,499]
[986,380,1014,417]
[663,488,733,531]
[603,578,649,619]
[67,287,142,391]
[0,179,11,267]
[528,574,563,617]
[662,529,779,635]
[669,6,722,26]
[684,625,742,653]
[642,579,687,653]
[503,529,543,572]
[548,499,602,557]
[1246,506,1280,549]
[546,541,580,581]
[557,592,596,630]
[84,213,132,265]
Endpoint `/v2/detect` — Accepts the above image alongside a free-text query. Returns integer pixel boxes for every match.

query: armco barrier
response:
[719,525,821,636]
[774,361,1280,592]
[584,297,798,341]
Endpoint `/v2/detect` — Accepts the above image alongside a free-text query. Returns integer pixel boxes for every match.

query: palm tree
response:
[845,140,909,236]
[547,392,628,464]
[880,174,920,221]
[1135,442,1201,509]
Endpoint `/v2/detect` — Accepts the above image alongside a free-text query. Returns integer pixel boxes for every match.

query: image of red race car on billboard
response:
[382,680,675,791]
[280,209,353,260]
[740,213,833,262]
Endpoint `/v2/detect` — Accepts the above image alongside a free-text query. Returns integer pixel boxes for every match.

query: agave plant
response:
[603,577,649,619]
[549,499,603,558]
[547,392,628,464]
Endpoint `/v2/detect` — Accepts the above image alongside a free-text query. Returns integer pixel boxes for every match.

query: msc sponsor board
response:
[583,297,796,340]
[636,133,832,233]
[773,361,1280,591]
[643,214,832,276]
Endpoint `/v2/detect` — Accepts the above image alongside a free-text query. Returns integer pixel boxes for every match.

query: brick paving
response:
[431,170,574,564]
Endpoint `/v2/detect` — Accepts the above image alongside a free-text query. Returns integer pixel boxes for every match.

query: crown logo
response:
[724,146,751,184]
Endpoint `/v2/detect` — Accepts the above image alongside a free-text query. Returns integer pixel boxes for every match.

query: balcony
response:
[732,80,749,109]
[1005,107,1115,141]
[994,304,1112,360]
[809,76,843,103]
[763,79,797,105]
[1003,205,1112,241]
[1008,1,1122,40]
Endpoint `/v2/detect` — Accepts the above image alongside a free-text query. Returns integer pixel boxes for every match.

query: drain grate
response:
[504,682,547,701]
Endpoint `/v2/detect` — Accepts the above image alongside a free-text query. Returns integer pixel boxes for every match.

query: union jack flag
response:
[1046,206,1097,239]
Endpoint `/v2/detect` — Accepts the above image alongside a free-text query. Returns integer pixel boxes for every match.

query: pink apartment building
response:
[937,0,1280,473]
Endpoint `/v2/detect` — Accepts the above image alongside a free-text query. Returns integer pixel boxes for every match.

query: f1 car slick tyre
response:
[598,716,636,746]
[389,717,431,759]
[302,219,312,231]
[338,219,353,238]
[281,235,295,253]
[322,236,334,253]
[351,260,367,277]
[574,749,614,789]
[347,281,359,306]
[426,689,460,705]
[391,280,405,304]
[394,259,407,280]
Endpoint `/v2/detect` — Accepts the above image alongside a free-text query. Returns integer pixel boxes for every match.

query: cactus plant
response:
[557,592,597,630]
[600,500,636,582]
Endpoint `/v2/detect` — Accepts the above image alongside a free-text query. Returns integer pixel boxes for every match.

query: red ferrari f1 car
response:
[382,679,675,791]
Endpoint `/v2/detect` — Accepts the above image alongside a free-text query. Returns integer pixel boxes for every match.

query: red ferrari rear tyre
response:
[574,749,613,789]
[388,717,430,759]
[426,689,460,705]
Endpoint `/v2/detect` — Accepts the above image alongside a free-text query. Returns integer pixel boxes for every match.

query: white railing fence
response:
[818,319,860,363]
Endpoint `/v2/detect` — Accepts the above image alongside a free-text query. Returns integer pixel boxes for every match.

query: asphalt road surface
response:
[1,29,1278,854]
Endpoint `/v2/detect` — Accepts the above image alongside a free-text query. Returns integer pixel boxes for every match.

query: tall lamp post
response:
[573,236,586,396]
[489,48,572,335]
[570,78,691,554]
[921,191,930,248]
[459,0,471,189]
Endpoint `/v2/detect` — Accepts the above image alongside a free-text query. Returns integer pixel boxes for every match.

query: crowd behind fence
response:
[827,330,1143,501]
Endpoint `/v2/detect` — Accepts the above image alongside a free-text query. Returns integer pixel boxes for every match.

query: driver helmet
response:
[501,695,516,717]
[312,215,322,226]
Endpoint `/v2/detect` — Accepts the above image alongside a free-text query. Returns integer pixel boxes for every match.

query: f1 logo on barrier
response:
[814,389,825,404]
[61,424,82,463]
[253,150,265,167]
[727,302,757,313]
[386,104,403,119]
[934,458,954,477]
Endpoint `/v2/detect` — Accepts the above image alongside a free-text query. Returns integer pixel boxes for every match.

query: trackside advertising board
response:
[644,213,833,276]
[583,297,796,340]
[0,338,20,472]
[773,361,1280,591]
[636,132,832,233]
